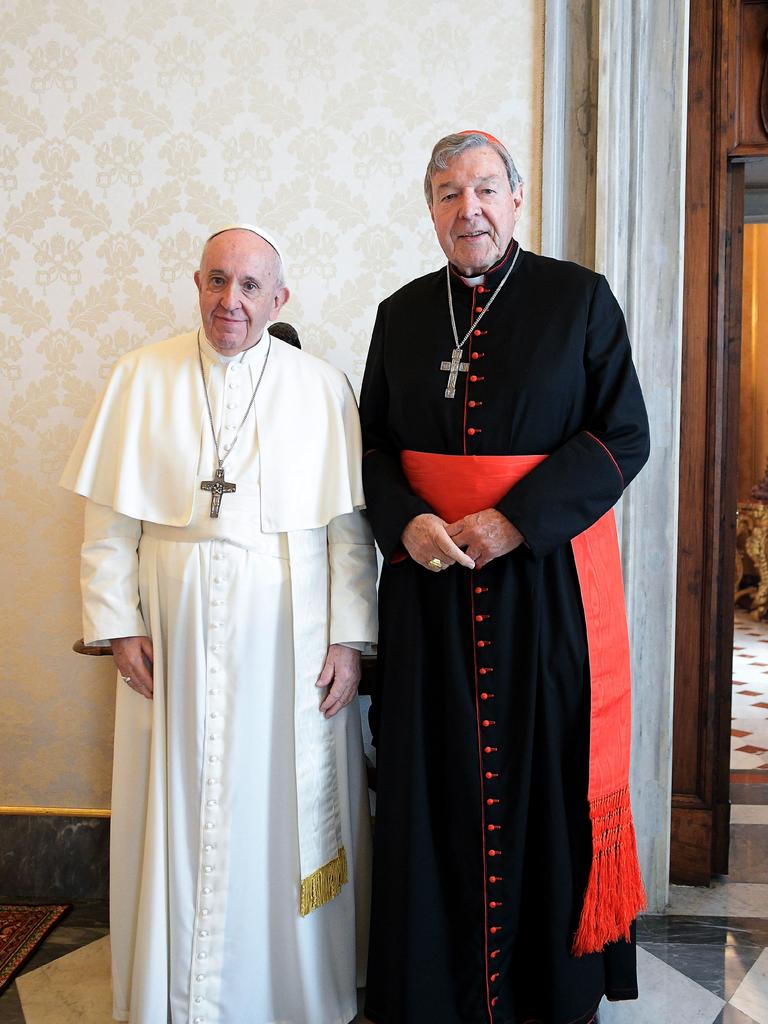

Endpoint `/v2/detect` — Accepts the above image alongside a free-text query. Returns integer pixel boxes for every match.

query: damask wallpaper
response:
[0,0,544,809]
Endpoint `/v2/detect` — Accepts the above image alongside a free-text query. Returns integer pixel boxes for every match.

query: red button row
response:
[466,351,486,438]
[475,582,503,1003]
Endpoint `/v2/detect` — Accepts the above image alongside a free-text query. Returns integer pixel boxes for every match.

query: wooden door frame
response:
[672,0,747,884]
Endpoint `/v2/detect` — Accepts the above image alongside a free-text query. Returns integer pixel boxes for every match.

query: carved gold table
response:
[736,502,768,620]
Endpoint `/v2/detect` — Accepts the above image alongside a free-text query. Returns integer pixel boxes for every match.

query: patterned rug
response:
[0,904,71,993]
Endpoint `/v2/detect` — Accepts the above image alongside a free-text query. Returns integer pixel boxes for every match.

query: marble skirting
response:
[0,815,109,900]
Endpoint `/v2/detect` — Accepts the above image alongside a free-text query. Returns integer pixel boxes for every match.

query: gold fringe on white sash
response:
[299,846,348,917]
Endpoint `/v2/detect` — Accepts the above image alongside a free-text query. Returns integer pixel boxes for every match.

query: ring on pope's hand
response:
[428,557,443,570]
[122,676,132,684]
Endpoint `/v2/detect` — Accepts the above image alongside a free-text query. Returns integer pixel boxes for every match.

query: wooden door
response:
[671,0,768,884]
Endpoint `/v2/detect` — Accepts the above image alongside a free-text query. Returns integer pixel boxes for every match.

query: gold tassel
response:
[299,847,348,917]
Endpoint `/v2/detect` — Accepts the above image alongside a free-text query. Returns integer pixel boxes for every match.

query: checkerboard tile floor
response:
[732,611,768,771]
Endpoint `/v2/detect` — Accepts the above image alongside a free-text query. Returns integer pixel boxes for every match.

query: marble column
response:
[542,0,689,917]
[541,0,599,265]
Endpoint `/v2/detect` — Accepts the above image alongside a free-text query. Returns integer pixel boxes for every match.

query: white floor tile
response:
[731,731,768,746]
[16,935,112,1024]
[731,705,768,720]
[668,881,768,916]
[730,947,768,1024]
[599,946,724,1023]
[730,805,768,825]
[731,751,768,770]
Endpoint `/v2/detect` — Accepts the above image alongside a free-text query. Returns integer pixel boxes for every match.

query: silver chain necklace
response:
[441,244,522,398]
[197,328,272,517]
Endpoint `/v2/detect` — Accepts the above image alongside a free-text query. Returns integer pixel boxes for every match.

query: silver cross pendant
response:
[440,348,470,399]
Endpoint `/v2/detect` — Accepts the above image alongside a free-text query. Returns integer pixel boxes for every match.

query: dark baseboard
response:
[0,814,109,900]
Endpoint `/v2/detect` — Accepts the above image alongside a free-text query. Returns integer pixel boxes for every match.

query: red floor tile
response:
[731,769,768,782]
[736,744,768,754]
[731,729,752,737]
[739,690,762,696]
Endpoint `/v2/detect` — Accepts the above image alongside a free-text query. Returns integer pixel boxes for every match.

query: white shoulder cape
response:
[60,330,366,530]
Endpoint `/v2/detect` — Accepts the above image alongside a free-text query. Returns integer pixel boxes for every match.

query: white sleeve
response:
[327,510,378,650]
[81,499,147,645]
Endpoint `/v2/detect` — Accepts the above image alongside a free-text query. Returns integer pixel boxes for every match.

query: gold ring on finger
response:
[428,557,443,570]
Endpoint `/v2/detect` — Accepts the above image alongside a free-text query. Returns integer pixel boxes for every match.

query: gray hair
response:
[424,132,523,205]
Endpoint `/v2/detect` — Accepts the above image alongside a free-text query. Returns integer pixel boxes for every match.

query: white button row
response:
[194,553,228,1016]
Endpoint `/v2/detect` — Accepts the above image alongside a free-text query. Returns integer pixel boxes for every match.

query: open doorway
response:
[731,161,768,806]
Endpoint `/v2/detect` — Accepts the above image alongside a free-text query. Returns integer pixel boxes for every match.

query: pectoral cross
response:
[440,348,469,399]
[201,466,236,518]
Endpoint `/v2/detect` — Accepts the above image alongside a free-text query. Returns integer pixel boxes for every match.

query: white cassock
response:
[61,331,378,1024]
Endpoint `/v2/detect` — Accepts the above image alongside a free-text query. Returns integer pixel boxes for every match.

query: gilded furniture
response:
[736,501,768,619]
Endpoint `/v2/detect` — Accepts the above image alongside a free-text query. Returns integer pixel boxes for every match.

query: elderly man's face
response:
[194,230,289,355]
[429,146,523,276]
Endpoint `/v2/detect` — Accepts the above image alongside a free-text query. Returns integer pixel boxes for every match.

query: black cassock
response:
[359,242,650,1024]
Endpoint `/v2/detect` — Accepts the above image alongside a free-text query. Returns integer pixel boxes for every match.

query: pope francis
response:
[61,225,378,1024]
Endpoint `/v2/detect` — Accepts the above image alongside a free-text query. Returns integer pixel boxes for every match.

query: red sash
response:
[401,450,646,955]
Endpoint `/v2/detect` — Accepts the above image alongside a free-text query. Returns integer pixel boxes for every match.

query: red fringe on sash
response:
[572,786,647,956]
